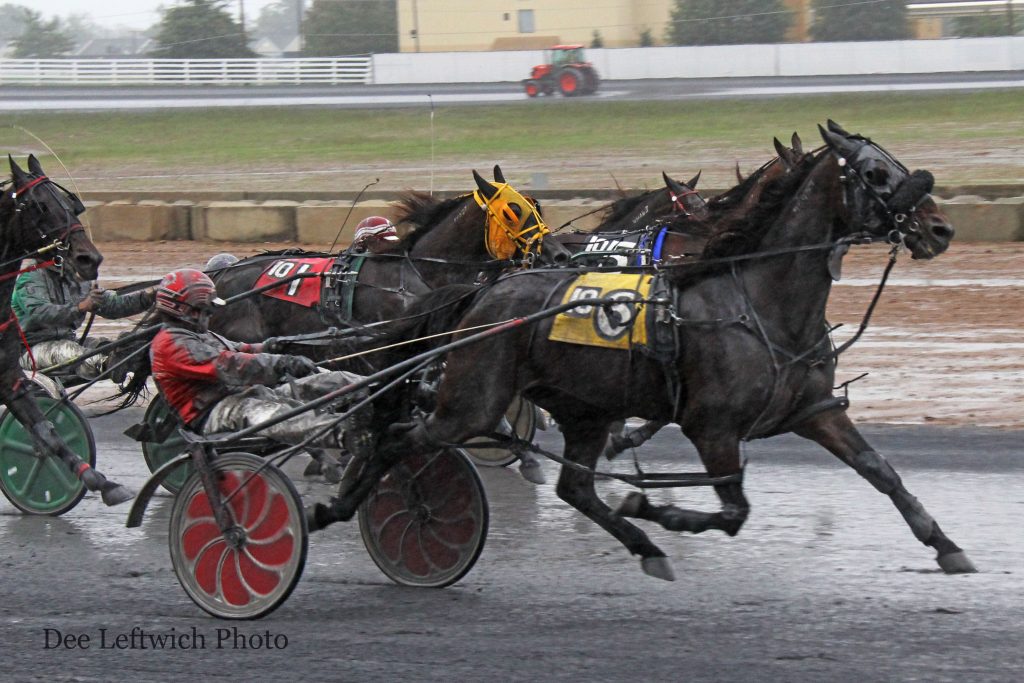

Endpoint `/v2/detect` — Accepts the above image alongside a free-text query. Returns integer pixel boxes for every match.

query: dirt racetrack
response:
[84,238,1023,429]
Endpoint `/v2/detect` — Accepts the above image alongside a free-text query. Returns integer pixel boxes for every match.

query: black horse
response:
[554,171,710,267]
[0,156,132,506]
[310,122,975,579]
[208,167,571,347]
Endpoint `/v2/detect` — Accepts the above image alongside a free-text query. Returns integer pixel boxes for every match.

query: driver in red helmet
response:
[148,269,372,482]
[350,216,399,254]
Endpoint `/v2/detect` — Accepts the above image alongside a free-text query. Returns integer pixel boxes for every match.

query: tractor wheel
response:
[559,68,583,97]
[582,68,600,95]
[524,80,540,98]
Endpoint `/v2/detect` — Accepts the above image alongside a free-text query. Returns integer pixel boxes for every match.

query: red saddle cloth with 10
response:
[253,257,333,307]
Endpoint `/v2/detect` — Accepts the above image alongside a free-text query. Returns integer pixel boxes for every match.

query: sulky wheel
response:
[461,394,537,468]
[359,448,488,588]
[0,397,95,516]
[169,452,307,619]
[141,396,191,495]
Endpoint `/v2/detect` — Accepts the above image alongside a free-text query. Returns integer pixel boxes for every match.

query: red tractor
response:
[523,44,600,98]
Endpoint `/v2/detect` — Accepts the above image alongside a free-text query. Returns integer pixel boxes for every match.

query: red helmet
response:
[155,269,218,322]
[354,216,399,246]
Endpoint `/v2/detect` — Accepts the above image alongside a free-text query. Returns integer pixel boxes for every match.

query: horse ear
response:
[27,154,44,176]
[775,137,796,169]
[827,119,851,137]
[473,169,498,200]
[734,162,744,183]
[686,170,701,188]
[819,124,859,157]
[493,165,506,184]
[9,155,28,184]
[791,131,803,156]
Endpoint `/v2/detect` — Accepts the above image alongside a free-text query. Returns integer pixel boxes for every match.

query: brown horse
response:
[310,122,974,580]
[0,156,132,506]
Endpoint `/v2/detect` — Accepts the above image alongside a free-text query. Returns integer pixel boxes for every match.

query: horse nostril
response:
[931,223,954,241]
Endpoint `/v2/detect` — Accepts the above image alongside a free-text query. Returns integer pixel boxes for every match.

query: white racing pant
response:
[21,339,105,379]
[202,370,364,448]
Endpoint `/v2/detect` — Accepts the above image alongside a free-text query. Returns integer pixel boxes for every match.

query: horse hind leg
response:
[616,430,750,536]
[556,422,675,581]
[796,409,976,574]
[5,386,133,506]
[604,419,669,460]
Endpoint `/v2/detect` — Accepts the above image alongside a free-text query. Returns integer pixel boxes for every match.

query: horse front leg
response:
[795,408,976,574]
[3,378,133,506]
[616,430,750,537]
[556,422,675,581]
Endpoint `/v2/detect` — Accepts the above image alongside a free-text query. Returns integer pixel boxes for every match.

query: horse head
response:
[2,155,102,279]
[663,170,708,220]
[473,167,571,266]
[819,122,953,259]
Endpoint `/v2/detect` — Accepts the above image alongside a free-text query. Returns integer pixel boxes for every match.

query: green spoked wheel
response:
[0,398,96,516]
[169,453,308,620]
[359,448,488,588]
[141,396,191,495]
[460,395,537,467]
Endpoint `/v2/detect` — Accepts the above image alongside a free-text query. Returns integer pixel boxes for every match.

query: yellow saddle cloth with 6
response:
[548,272,652,350]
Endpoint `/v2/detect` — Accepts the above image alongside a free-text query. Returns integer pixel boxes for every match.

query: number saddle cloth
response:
[548,271,676,363]
[559,225,671,268]
[253,253,366,325]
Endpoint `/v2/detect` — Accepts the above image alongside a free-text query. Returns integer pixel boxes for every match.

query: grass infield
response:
[2,89,1021,191]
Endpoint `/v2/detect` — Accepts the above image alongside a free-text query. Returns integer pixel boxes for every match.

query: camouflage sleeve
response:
[94,288,155,319]
[215,352,286,387]
[10,269,84,332]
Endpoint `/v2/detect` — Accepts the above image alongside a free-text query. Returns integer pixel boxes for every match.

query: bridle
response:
[1,172,87,270]
[668,186,702,217]
[831,137,932,247]
[472,184,551,263]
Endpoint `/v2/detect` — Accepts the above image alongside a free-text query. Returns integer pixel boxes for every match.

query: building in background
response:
[394,0,1020,52]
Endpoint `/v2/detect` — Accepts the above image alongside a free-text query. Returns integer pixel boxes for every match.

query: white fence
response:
[2,36,1022,86]
[0,57,373,85]
[374,36,1024,84]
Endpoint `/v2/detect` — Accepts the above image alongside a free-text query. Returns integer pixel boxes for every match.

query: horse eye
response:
[865,167,890,186]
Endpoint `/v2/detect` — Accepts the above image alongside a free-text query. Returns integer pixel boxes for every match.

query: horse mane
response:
[698,150,821,260]
[392,191,469,250]
[600,188,658,224]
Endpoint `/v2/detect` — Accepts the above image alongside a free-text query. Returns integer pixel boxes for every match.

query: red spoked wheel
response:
[359,448,488,588]
[169,453,307,619]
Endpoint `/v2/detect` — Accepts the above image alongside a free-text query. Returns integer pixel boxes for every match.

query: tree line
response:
[4,0,1020,59]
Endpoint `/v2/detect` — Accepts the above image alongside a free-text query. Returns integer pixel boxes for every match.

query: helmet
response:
[155,269,218,324]
[353,216,399,247]
[205,253,239,271]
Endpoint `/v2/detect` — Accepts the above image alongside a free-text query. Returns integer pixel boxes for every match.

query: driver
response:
[11,259,155,380]
[148,269,372,481]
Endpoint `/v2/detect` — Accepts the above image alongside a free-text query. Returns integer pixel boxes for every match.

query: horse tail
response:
[101,312,162,412]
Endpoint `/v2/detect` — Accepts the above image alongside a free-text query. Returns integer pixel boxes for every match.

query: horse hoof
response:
[305,504,329,533]
[641,556,676,582]
[518,460,546,485]
[321,463,344,485]
[603,440,623,461]
[303,460,322,477]
[100,483,135,507]
[615,492,648,518]
[937,550,978,574]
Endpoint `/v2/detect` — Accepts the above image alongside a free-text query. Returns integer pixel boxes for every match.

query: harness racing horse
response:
[554,171,709,266]
[0,156,132,507]
[209,167,570,347]
[308,122,975,579]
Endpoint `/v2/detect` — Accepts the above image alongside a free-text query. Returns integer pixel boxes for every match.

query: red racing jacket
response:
[150,326,284,427]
